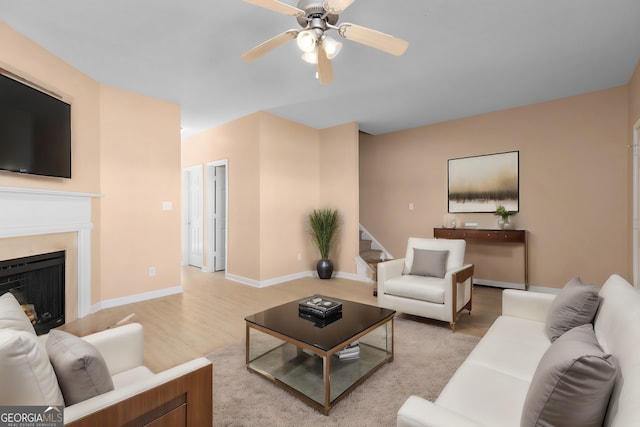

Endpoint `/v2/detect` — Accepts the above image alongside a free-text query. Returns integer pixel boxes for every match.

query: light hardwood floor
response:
[61,267,502,372]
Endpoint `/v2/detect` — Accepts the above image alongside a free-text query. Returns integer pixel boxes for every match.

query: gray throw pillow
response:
[410,249,449,278]
[46,329,114,406]
[545,276,599,342]
[521,324,617,427]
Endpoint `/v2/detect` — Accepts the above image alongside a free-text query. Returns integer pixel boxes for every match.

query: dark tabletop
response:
[245,296,395,351]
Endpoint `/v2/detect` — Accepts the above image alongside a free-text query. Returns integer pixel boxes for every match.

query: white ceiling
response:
[1,0,639,138]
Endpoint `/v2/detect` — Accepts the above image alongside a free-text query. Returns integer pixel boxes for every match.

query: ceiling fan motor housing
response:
[296,0,339,27]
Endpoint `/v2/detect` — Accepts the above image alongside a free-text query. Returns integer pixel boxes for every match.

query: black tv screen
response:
[0,74,71,178]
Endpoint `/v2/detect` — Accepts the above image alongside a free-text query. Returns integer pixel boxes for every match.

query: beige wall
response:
[0,23,101,194]
[0,23,182,306]
[182,113,360,282]
[629,60,640,285]
[0,23,104,302]
[182,113,262,279]
[259,114,320,278]
[4,19,636,303]
[319,123,360,274]
[98,86,182,300]
[360,87,630,288]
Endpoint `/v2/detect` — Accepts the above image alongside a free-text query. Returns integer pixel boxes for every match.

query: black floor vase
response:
[316,259,334,279]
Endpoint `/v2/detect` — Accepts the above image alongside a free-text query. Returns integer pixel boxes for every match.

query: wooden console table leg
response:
[524,231,529,290]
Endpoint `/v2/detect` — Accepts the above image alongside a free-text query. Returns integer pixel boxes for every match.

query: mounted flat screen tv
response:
[0,73,71,178]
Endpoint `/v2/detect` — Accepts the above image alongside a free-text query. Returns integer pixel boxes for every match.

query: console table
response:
[433,227,528,288]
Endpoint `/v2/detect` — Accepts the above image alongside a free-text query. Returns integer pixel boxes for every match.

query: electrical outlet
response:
[148,266,156,277]
[408,202,414,211]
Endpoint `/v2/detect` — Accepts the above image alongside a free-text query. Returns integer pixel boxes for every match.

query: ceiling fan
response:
[241,0,409,84]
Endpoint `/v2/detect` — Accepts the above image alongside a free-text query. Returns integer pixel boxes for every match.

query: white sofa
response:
[397,274,640,427]
[0,292,213,426]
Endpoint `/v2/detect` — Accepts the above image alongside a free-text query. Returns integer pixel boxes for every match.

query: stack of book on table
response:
[337,340,360,360]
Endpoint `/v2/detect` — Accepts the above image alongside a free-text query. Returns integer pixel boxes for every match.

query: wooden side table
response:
[433,227,528,288]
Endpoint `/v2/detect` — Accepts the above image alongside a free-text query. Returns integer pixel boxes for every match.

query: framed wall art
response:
[448,151,519,213]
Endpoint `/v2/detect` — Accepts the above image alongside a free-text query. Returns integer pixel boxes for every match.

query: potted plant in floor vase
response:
[309,208,339,279]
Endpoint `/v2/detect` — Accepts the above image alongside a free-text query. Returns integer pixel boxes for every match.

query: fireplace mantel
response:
[0,186,102,318]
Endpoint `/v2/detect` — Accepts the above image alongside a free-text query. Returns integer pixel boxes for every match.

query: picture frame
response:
[448,151,519,213]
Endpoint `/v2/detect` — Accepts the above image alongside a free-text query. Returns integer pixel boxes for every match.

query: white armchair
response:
[377,237,474,331]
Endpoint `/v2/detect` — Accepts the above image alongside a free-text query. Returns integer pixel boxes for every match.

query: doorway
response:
[183,165,204,268]
[207,160,228,272]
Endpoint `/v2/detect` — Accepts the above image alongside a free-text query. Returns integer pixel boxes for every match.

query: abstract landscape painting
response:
[448,151,519,213]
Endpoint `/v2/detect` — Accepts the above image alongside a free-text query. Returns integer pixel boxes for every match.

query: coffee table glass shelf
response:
[245,296,395,415]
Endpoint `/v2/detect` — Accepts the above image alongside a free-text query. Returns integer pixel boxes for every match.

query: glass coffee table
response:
[245,296,395,415]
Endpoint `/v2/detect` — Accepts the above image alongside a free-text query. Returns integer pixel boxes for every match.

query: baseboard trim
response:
[225,271,313,288]
[527,285,561,294]
[91,285,184,313]
[474,279,526,290]
[226,270,371,288]
[315,271,369,283]
[474,279,561,294]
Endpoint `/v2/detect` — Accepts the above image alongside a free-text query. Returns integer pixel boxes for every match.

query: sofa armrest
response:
[81,323,144,375]
[502,289,556,322]
[449,264,474,284]
[65,357,212,426]
[378,259,405,282]
[377,258,405,295]
[397,396,486,427]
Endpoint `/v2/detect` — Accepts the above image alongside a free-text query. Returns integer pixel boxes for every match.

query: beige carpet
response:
[206,317,479,426]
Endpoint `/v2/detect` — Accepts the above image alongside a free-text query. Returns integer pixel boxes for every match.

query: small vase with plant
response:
[309,208,339,279]
[495,205,516,229]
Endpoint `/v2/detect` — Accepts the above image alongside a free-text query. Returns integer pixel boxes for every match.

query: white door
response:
[186,166,203,268]
[214,165,227,271]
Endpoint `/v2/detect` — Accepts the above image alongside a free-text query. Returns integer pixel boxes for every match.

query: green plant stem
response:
[309,208,338,260]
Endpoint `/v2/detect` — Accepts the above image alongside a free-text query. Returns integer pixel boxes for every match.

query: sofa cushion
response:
[384,275,446,304]
[47,329,115,405]
[0,291,37,334]
[521,324,617,427]
[465,315,551,382]
[410,249,449,278]
[0,329,64,405]
[436,360,531,427]
[545,276,599,342]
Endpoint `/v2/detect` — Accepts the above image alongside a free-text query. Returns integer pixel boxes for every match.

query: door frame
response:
[633,118,640,287]
[205,159,229,273]
[182,165,204,267]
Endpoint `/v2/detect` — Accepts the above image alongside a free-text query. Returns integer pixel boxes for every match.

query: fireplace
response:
[0,250,65,334]
[0,186,101,321]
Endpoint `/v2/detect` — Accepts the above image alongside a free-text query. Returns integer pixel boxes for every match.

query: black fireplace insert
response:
[0,250,65,335]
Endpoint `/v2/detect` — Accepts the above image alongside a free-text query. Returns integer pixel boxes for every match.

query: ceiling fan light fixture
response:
[296,30,318,53]
[322,35,342,59]
[301,48,319,64]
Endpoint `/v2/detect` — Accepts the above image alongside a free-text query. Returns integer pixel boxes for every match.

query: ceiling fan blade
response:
[243,0,306,17]
[323,0,356,14]
[316,44,334,84]
[241,30,298,62]
[339,23,409,56]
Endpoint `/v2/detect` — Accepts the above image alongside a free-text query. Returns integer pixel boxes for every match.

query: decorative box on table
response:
[298,296,342,319]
